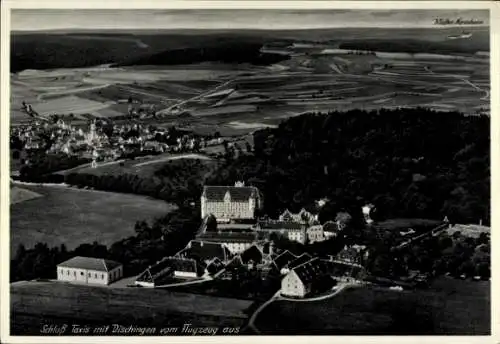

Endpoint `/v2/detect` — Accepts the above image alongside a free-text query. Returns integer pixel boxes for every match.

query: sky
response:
[11,9,489,31]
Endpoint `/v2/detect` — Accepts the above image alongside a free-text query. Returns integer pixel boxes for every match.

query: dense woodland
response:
[114,43,289,67]
[208,108,490,225]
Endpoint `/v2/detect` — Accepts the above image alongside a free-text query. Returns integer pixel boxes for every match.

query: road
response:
[155,78,237,116]
[245,282,355,334]
[133,153,212,167]
[392,223,449,251]
[52,159,125,175]
[425,66,490,101]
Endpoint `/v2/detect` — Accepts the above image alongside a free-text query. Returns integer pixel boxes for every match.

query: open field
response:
[10,186,43,205]
[10,184,176,252]
[11,281,252,335]
[11,28,489,126]
[254,277,490,335]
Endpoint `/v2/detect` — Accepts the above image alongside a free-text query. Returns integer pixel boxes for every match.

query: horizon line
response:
[11,24,490,33]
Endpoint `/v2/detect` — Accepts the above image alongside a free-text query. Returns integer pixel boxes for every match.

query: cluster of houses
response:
[10,117,229,169]
[56,181,367,297]
[133,181,368,297]
[55,181,369,297]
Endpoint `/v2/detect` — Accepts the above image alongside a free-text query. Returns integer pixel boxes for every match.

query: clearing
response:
[10,184,176,252]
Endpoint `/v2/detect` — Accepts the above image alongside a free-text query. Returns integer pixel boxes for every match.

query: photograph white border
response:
[1,1,498,343]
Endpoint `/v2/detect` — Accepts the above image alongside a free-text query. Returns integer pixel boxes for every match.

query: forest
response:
[113,42,289,67]
[208,108,490,225]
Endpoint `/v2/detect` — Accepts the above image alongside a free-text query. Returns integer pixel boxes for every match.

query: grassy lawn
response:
[255,277,490,335]
[10,185,176,252]
[11,281,252,335]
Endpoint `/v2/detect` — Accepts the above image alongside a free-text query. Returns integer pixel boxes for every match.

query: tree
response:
[335,212,352,231]
[206,214,217,232]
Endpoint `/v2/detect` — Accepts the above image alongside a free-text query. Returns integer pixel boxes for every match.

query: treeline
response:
[11,206,201,282]
[19,152,90,182]
[207,108,490,225]
[64,159,216,207]
[114,42,289,68]
[368,231,491,280]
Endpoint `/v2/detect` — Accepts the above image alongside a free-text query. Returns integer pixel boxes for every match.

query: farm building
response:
[57,256,123,285]
[280,258,334,298]
[281,257,366,298]
[200,182,263,223]
[195,231,261,254]
[135,257,206,287]
[176,240,233,264]
[256,220,307,244]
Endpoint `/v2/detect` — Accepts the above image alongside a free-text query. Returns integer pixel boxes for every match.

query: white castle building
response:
[201,182,263,223]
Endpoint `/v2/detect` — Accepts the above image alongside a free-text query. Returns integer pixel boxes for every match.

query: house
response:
[195,231,260,254]
[57,256,123,285]
[278,208,318,225]
[240,245,264,267]
[273,250,298,273]
[256,221,307,244]
[336,245,367,266]
[280,257,332,298]
[281,257,365,298]
[307,225,325,243]
[200,182,263,222]
[135,257,206,287]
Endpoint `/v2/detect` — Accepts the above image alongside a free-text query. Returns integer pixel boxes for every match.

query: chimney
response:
[479,219,483,226]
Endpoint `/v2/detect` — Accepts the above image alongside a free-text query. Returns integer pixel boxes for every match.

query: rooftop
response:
[186,240,232,262]
[196,231,259,243]
[257,221,305,231]
[202,185,260,202]
[57,256,122,272]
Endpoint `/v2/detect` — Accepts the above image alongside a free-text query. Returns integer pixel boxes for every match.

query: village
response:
[10,117,236,173]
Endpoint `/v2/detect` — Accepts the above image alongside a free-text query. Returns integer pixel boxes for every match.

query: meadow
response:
[254,277,490,335]
[10,184,176,252]
[11,281,252,335]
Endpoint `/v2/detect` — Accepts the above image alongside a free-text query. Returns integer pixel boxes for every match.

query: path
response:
[37,83,110,101]
[156,78,236,116]
[425,66,490,101]
[52,159,125,175]
[245,290,281,334]
[133,153,212,167]
[246,282,355,334]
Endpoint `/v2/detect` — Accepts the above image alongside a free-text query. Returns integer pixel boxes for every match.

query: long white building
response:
[57,256,123,285]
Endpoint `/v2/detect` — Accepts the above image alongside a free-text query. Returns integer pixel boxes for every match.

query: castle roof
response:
[202,185,260,202]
